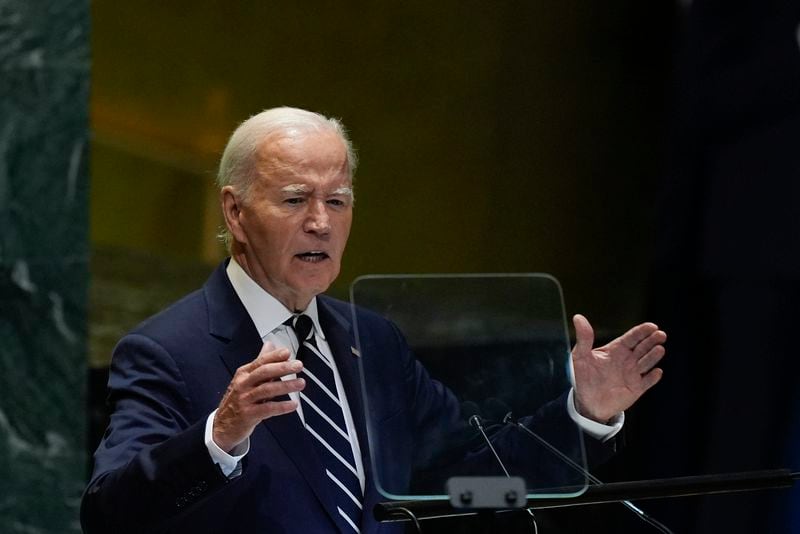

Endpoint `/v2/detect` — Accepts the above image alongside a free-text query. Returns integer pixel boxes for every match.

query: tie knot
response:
[287,314,314,342]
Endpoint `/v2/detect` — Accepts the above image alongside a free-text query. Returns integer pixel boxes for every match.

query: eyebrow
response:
[279,184,353,198]
[332,187,354,197]
[280,184,311,195]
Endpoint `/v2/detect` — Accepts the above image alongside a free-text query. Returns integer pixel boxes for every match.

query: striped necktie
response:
[287,314,363,533]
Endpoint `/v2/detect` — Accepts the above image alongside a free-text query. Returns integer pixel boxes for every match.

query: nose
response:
[304,199,331,235]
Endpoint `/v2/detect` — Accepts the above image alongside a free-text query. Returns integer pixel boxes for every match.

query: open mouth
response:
[295,251,330,263]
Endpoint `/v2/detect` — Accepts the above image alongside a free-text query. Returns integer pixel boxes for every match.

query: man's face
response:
[228,129,353,310]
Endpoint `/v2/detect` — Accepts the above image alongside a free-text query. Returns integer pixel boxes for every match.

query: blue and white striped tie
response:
[288,314,363,533]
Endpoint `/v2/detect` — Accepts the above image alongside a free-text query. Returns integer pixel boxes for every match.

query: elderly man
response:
[81,107,666,534]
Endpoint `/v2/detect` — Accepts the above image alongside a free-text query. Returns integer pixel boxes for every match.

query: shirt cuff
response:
[567,388,624,442]
[204,409,249,477]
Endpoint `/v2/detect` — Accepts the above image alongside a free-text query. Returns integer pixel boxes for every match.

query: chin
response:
[292,277,334,298]
[289,260,339,290]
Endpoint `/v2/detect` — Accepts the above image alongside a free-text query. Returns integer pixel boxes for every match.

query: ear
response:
[221,186,248,244]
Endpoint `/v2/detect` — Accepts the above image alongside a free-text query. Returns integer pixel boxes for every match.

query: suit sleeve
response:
[81,334,230,534]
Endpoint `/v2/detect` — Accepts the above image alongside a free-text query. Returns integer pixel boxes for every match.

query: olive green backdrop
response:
[0,2,672,531]
[89,2,672,368]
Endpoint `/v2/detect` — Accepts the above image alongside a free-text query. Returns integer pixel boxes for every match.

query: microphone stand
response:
[469,414,511,477]
[503,412,673,533]
[466,414,539,532]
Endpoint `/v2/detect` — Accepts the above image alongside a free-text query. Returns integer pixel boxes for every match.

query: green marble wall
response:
[0,0,89,532]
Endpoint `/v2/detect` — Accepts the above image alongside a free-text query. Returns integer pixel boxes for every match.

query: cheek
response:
[337,213,353,241]
[253,216,295,249]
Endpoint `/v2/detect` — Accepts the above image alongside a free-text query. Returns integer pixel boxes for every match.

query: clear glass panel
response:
[350,274,588,501]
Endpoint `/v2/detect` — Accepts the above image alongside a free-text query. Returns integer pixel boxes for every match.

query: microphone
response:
[466,411,540,530]
[460,400,482,421]
[482,397,515,423]
[468,413,511,478]
[502,410,674,534]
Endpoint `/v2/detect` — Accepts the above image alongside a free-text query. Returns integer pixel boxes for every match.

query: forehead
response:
[254,129,351,188]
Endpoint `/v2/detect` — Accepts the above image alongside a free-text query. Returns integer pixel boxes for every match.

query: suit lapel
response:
[318,298,369,465]
[207,265,344,533]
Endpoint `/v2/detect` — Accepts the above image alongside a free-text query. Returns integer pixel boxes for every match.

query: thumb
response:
[572,314,595,357]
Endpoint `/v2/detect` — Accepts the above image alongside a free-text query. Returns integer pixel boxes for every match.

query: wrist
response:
[212,413,239,453]
[574,395,614,424]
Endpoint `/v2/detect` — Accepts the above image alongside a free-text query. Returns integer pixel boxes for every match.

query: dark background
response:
[2,0,799,532]
[85,1,800,532]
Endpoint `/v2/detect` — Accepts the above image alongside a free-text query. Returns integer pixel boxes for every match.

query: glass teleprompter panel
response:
[350,274,588,502]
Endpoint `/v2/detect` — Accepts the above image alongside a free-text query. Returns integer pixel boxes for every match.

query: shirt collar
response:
[226,257,326,340]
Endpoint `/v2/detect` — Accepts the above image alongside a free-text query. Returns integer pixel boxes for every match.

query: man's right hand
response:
[213,342,305,453]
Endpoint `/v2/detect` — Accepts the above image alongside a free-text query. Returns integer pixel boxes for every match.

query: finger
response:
[246,377,306,404]
[640,367,663,391]
[251,399,300,420]
[572,314,595,359]
[244,358,303,387]
[242,343,291,373]
[258,340,275,359]
[619,322,659,350]
[632,330,667,358]
[636,345,665,374]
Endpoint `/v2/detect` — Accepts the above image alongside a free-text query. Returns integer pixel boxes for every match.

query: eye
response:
[327,198,346,207]
[284,197,305,205]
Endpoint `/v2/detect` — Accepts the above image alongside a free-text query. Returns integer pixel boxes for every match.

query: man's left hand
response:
[571,314,666,423]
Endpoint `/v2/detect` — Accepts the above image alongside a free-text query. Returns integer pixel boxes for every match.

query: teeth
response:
[297,251,328,262]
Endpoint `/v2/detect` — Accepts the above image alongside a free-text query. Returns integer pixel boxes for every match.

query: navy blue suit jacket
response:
[82,262,465,533]
[82,261,610,533]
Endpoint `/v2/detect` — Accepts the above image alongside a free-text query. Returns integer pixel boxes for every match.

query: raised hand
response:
[571,314,666,423]
[213,342,305,452]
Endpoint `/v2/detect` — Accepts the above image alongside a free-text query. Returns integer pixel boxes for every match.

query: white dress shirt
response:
[205,258,365,489]
[205,259,623,479]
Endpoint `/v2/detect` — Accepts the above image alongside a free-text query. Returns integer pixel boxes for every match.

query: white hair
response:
[216,106,358,247]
